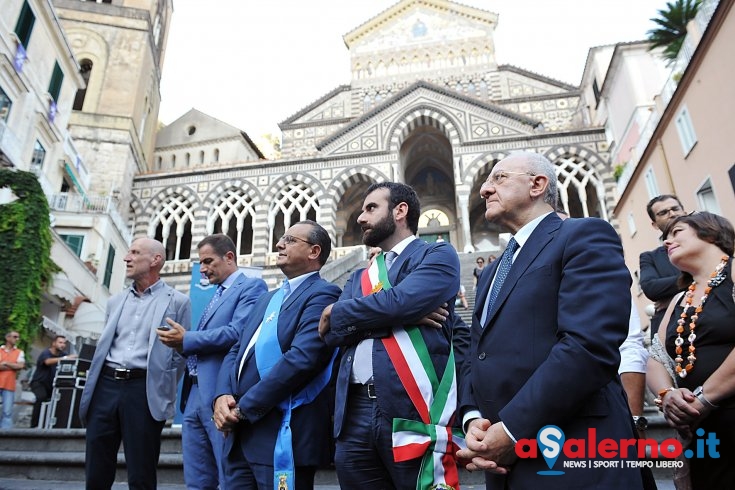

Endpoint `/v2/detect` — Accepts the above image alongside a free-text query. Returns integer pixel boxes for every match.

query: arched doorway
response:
[400,125,457,244]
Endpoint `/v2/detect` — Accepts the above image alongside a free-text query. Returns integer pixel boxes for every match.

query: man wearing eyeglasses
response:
[457,152,643,489]
[0,331,25,428]
[213,220,341,490]
[640,195,687,336]
[158,234,266,490]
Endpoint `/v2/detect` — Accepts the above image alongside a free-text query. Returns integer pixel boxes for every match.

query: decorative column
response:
[457,190,474,253]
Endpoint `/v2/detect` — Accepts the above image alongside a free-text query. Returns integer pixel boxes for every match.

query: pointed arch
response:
[387,106,462,153]
[263,175,325,251]
[146,186,200,260]
[203,180,261,255]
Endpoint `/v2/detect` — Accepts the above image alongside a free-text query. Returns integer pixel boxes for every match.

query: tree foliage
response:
[647,0,701,63]
[0,169,57,350]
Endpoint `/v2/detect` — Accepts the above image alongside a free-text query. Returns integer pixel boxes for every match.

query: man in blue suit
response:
[319,182,467,490]
[80,237,191,490]
[158,234,267,489]
[213,220,341,490]
[457,152,644,489]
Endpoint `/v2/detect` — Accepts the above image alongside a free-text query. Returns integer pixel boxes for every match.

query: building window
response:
[696,178,720,214]
[60,234,84,257]
[103,244,115,288]
[0,87,11,122]
[48,62,63,102]
[644,167,659,199]
[31,140,45,171]
[73,59,92,110]
[592,78,601,108]
[675,105,697,155]
[199,151,205,164]
[627,212,637,237]
[14,1,36,48]
[214,149,220,162]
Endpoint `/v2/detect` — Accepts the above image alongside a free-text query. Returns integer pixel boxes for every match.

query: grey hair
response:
[509,151,558,206]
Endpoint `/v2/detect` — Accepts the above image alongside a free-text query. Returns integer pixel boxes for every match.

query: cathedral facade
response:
[133,0,615,290]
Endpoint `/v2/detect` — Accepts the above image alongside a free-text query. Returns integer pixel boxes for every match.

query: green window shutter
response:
[103,244,115,288]
[14,1,36,48]
[60,234,84,257]
[49,62,63,102]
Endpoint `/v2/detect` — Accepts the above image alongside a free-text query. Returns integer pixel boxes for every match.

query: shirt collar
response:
[129,278,164,296]
[512,211,553,249]
[220,269,243,290]
[388,235,417,256]
[283,270,318,298]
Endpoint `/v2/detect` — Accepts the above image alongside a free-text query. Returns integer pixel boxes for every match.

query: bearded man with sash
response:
[213,220,341,490]
[319,182,469,490]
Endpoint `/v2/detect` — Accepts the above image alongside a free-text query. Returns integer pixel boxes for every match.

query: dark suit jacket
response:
[639,245,681,303]
[215,273,341,467]
[461,214,643,489]
[180,273,267,412]
[325,239,467,439]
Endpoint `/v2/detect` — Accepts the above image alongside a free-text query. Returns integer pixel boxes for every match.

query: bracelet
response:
[693,386,719,410]
[654,387,676,411]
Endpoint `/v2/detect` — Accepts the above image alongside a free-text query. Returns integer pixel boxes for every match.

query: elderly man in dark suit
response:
[458,152,643,489]
[213,220,341,490]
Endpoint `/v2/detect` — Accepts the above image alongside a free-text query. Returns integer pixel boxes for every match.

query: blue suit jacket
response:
[215,273,341,466]
[325,239,466,439]
[461,214,643,489]
[180,273,267,412]
[79,282,191,423]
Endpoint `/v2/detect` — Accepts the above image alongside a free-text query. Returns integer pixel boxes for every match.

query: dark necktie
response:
[481,237,519,325]
[186,284,224,377]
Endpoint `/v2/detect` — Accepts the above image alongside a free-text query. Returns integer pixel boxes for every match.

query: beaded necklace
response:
[674,255,730,378]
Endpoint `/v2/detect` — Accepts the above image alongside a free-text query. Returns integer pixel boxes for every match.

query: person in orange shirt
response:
[0,331,26,428]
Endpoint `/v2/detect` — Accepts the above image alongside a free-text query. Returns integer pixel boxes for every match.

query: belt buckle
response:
[366,383,377,399]
[113,368,130,380]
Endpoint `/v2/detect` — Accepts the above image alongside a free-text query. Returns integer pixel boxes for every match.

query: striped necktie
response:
[187,284,224,377]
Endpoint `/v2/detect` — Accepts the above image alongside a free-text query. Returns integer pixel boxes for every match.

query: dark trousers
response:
[85,375,165,490]
[222,434,316,490]
[334,385,421,490]
[30,382,50,428]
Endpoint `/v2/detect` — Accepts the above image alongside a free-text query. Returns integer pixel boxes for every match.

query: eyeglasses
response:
[654,205,683,218]
[476,260,484,264]
[485,170,536,186]
[9,335,19,338]
[279,235,314,246]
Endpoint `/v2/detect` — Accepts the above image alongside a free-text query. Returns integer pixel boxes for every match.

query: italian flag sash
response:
[361,252,465,490]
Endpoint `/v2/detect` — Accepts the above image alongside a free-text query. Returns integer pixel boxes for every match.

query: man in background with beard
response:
[319,182,468,490]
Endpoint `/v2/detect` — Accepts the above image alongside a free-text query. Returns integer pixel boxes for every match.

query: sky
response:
[158,0,669,139]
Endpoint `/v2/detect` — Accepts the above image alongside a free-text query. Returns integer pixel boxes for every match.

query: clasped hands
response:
[212,395,242,435]
[456,418,515,474]
[660,387,712,436]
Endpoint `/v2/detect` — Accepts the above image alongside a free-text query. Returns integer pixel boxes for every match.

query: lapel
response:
[97,292,128,357]
[147,284,174,350]
[480,214,561,333]
[200,274,242,330]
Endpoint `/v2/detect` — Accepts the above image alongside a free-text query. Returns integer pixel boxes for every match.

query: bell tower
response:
[53,0,173,216]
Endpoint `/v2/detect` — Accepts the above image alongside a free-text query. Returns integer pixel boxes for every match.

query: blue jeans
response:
[0,388,14,428]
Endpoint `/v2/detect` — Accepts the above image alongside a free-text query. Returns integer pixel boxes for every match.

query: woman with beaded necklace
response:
[647,211,735,489]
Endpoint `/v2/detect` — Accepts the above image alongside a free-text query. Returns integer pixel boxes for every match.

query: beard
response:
[362,213,396,247]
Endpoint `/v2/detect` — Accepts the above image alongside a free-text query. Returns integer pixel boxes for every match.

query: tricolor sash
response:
[255,286,337,490]
[361,252,465,490]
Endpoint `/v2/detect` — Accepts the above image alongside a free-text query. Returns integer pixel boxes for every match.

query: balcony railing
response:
[49,192,132,244]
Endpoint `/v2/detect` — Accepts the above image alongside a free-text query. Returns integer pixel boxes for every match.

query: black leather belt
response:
[102,365,147,380]
[349,383,377,399]
[190,375,198,385]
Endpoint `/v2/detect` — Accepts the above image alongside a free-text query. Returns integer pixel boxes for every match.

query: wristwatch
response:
[693,385,719,409]
[632,415,648,431]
